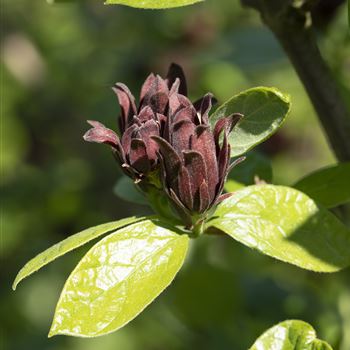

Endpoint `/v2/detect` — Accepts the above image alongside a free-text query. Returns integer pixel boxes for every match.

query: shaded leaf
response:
[294,162,350,208]
[13,216,145,290]
[250,320,333,350]
[113,176,148,205]
[229,150,272,185]
[105,0,203,9]
[211,87,291,157]
[49,218,189,337]
[207,185,350,272]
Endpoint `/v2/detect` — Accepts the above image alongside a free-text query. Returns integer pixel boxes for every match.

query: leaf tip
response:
[48,324,59,338]
[12,275,21,291]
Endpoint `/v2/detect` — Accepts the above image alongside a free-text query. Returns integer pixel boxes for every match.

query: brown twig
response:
[241,0,350,161]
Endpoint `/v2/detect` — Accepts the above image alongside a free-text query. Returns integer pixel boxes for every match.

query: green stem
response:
[241,0,350,161]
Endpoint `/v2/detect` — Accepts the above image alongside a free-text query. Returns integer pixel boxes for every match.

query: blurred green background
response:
[2,0,350,349]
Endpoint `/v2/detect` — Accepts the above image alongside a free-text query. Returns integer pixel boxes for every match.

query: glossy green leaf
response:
[49,219,189,337]
[207,185,350,272]
[105,0,203,9]
[113,177,148,205]
[250,320,333,350]
[13,216,145,290]
[294,162,350,208]
[211,87,291,157]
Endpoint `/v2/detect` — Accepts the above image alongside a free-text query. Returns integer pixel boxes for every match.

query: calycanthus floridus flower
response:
[83,64,244,231]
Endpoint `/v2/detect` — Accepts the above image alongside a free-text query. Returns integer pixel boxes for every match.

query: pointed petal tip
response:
[230,112,244,129]
[86,120,103,127]
[83,124,119,146]
[83,129,97,143]
[216,192,234,204]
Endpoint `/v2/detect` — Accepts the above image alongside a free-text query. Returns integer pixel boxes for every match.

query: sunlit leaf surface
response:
[13,217,144,290]
[250,320,333,350]
[211,87,291,157]
[208,185,350,272]
[49,219,189,337]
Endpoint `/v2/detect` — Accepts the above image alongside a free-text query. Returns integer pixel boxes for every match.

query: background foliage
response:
[1,0,350,349]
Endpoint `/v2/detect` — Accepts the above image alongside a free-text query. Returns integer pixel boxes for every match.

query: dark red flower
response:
[83,63,187,180]
[152,96,244,228]
[84,64,244,229]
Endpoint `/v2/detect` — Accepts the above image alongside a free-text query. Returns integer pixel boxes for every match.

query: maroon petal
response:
[172,119,195,154]
[193,93,215,125]
[121,124,138,156]
[199,180,210,213]
[172,105,197,125]
[214,138,231,204]
[157,150,193,227]
[86,120,105,128]
[214,113,243,143]
[168,92,193,116]
[140,73,156,103]
[138,119,160,163]
[154,75,170,96]
[214,146,246,206]
[183,151,208,211]
[166,63,188,96]
[217,131,230,179]
[183,151,208,188]
[138,106,155,123]
[191,125,219,201]
[83,120,119,147]
[141,75,170,114]
[193,95,218,113]
[112,83,137,131]
[151,136,181,188]
[169,78,180,96]
[129,139,151,174]
[177,166,193,209]
[150,92,169,115]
